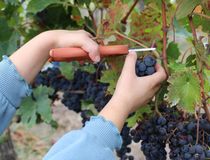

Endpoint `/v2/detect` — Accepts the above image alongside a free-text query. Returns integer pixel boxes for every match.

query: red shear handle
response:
[49,45,129,62]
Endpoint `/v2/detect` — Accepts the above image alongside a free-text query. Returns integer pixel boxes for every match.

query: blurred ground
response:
[10,100,158,160]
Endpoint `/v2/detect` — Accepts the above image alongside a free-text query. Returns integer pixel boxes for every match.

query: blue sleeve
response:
[0,56,31,134]
[44,116,122,160]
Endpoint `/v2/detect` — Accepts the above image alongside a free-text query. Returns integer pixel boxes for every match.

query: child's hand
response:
[47,30,100,62]
[99,52,167,131]
[112,52,167,114]
[10,30,100,83]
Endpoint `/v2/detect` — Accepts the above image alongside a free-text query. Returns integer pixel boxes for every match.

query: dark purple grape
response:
[143,55,156,67]
[145,66,155,75]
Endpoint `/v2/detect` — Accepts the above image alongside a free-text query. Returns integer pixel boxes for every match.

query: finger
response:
[150,63,167,84]
[77,30,93,38]
[81,38,100,62]
[121,51,137,75]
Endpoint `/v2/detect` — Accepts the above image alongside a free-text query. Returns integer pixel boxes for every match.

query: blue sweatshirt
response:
[0,56,122,160]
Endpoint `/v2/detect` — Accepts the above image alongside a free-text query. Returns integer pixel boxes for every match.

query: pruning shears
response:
[49,45,156,62]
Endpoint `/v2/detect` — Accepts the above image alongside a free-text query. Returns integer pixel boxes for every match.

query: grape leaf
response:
[4,0,19,6]
[167,71,201,113]
[0,17,13,42]
[81,100,98,115]
[129,6,162,47]
[0,31,19,57]
[17,97,37,126]
[176,0,200,20]
[60,62,75,80]
[100,70,119,94]
[192,15,210,32]
[103,0,128,36]
[166,42,181,62]
[168,62,187,73]
[34,86,53,123]
[18,86,53,126]
[126,105,152,127]
[81,64,96,74]
[27,0,59,14]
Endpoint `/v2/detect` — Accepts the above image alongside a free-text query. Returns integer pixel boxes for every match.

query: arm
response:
[99,52,167,131]
[10,30,100,83]
[0,30,100,134]
[44,52,167,160]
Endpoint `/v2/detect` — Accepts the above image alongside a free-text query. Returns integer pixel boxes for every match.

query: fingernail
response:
[94,56,100,62]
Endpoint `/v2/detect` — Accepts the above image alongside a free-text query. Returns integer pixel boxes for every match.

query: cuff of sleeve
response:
[0,56,32,108]
[83,116,122,150]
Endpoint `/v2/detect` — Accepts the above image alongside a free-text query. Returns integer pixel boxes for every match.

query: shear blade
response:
[128,48,156,52]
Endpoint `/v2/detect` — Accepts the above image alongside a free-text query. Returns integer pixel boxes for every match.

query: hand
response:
[47,30,100,62]
[99,52,167,131]
[10,30,100,83]
[112,51,167,114]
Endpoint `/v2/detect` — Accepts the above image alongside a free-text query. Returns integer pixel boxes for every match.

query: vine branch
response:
[188,13,210,121]
[121,0,139,24]
[193,13,210,20]
[88,9,97,33]
[188,15,198,43]
[161,0,169,76]
[114,30,160,58]
[198,73,210,121]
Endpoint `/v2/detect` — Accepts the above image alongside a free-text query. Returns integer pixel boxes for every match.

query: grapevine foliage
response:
[0,0,210,159]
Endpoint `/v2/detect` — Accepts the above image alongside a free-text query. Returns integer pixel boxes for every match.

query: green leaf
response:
[81,64,96,74]
[0,31,20,57]
[4,0,19,6]
[192,14,210,32]
[60,62,75,80]
[0,1,5,10]
[33,86,53,123]
[0,17,13,42]
[167,42,180,62]
[18,86,53,126]
[176,0,200,20]
[186,54,196,67]
[27,0,59,14]
[100,70,119,94]
[168,62,187,73]
[126,106,152,127]
[81,100,98,115]
[167,71,201,113]
[17,97,37,126]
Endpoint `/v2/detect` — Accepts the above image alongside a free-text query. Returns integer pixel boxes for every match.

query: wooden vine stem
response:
[161,0,169,76]
[188,15,210,122]
[121,0,139,24]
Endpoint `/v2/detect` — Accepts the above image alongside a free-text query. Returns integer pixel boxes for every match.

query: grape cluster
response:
[169,116,210,160]
[135,55,156,76]
[84,82,111,112]
[35,67,111,113]
[116,123,134,160]
[131,105,181,160]
[34,67,71,91]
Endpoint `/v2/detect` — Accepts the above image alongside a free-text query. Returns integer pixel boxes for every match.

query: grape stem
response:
[121,0,139,24]
[161,0,169,76]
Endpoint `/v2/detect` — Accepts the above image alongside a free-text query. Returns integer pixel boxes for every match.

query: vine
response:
[0,0,209,159]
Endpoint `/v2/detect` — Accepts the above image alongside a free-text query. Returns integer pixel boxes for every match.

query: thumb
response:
[150,63,167,84]
[121,51,137,75]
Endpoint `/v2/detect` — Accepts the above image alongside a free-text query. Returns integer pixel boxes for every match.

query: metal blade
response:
[129,48,156,52]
